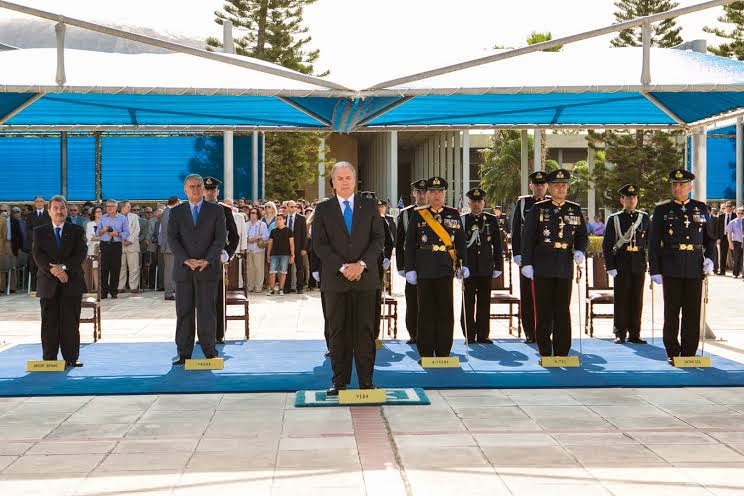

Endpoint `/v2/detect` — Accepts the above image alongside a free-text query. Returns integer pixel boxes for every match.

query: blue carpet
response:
[1,338,744,397]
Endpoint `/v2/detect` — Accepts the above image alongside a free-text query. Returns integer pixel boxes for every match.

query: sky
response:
[0,0,731,84]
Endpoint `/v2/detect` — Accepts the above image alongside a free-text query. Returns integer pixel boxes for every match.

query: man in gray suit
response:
[168,175,227,365]
[159,197,179,300]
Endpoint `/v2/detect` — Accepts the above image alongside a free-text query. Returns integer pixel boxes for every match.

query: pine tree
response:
[611,0,683,48]
[704,1,744,60]
[525,31,562,52]
[205,0,328,200]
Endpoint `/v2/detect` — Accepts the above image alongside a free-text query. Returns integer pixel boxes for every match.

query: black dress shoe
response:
[476,338,494,344]
[205,354,218,359]
[406,338,417,344]
[326,385,346,396]
[111,294,118,299]
[324,350,331,357]
[524,338,536,344]
[65,361,84,368]
[466,338,477,344]
[667,357,674,365]
[296,289,304,295]
[216,338,225,344]
[101,294,108,299]
[164,295,175,301]
[614,337,626,344]
[172,357,188,366]
[627,338,648,344]
[360,383,375,390]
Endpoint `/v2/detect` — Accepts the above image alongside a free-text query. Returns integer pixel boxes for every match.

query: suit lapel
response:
[330,198,348,238]
[59,222,72,254]
[351,194,363,233]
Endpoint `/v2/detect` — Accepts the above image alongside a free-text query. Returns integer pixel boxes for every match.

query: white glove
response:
[521,265,534,279]
[651,274,663,285]
[703,258,715,275]
[398,270,405,277]
[312,271,320,282]
[382,258,391,270]
[220,250,229,263]
[574,250,585,265]
[456,267,470,280]
[607,269,618,278]
[405,271,417,285]
[513,255,522,266]
[492,270,502,278]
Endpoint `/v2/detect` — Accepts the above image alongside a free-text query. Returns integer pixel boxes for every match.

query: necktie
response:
[192,205,199,226]
[54,227,61,249]
[289,215,294,231]
[343,200,353,234]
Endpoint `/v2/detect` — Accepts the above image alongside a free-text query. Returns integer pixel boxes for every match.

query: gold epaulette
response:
[656,199,672,206]
[414,205,430,211]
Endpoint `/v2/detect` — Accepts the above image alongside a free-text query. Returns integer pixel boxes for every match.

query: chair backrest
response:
[226,252,245,291]
[585,254,612,295]
[81,254,101,299]
[490,254,514,294]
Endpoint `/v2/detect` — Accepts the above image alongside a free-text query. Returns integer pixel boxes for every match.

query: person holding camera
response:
[96,199,130,299]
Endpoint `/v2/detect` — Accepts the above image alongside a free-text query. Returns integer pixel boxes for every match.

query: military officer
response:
[602,184,650,345]
[492,205,511,239]
[510,170,550,343]
[395,179,428,344]
[404,176,468,358]
[649,169,715,364]
[521,169,588,357]
[460,188,503,344]
[375,197,395,337]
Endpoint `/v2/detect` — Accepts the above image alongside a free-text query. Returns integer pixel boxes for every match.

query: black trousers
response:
[215,272,226,342]
[175,276,218,359]
[405,282,418,340]
[519,274,536,340]
[417,277,454,357]
[613,271,645,339]
[326,290,377,387]
[662,276,703,358]
[720,237,730,274]
[461,275,491,341]
[320,291,330,349]
[284,255,306,292]
[40,289,81,362]
[533,277,572,357]
[733,241,743,277]
[100,241,122,297]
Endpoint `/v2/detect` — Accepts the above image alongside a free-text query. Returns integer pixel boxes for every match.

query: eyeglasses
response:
[250,211,258,214]
[0,210,7,213]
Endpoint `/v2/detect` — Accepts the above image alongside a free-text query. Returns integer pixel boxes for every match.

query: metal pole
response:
[462,131,470,201]
[737,117,743,205]
[60,131,68,197]
[251,131,259,200]
[641,23,651,86]
[54,22,66,85]
[692,127,707,203]
[389,131,398,205]
[261,132,266,200]
[94,131,102,202]
[587,144,596,221]
[520,130,529,196]
[533,129,542,172]
[318,136,326,199]
[223,22,235,201]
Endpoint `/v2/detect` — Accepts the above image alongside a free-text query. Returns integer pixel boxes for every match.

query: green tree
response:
[206,0,328,200]
[704,1,744,60]
[526,31,562,52]
[586,130,683,212]
[480,131,532,208]
[610,0,683,48]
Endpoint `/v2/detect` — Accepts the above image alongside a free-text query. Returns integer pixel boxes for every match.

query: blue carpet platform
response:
[1,338,744,397]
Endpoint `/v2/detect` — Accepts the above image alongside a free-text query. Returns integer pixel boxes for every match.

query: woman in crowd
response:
[245,207,269,292]
[261,201,278,289]
[85,205,103,257]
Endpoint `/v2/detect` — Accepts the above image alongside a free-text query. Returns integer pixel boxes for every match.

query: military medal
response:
[558,218,565,239]
[421,234,428,243]
[683,216,691,228]
[543,227,551,241]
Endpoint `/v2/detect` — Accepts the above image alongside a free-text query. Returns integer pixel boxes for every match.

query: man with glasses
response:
[725,206,744,278]
[96,200,130,299]
[26,196,51,291]
[284,200,307,294]
[67,205,86,227]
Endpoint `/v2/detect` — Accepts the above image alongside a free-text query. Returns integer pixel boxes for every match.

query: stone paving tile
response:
[0,442,32,456]
[46,422,132,440]
[0,474,85,496]
[96,451,192,472]
[3,453,106,475]
[646,443,744,463]
[0,455,18,471]
[627,431,719,445]
[27,440,117,455]
[484,445,581,468]
[393,432,476,448]
[76,470,180,496]
[564,444,671,467]
[552,432,640,445]
[113,438,199,454]
[174,471,273,495]
[125,421,208,439]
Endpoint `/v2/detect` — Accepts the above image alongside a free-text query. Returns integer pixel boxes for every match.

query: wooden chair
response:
[224,252,250,339]
[489,251,521,337]
[585,254,614,337]
[80,254,102,342]
[380,293,398,339]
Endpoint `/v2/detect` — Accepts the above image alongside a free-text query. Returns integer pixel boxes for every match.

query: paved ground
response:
[1,266,743,495]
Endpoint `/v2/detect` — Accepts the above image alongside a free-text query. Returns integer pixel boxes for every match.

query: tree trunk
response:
[255,0,269,57]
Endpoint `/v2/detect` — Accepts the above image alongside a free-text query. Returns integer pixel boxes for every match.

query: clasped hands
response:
[49,264,68,283]
[341,262,365,282]
[184,259,209,271]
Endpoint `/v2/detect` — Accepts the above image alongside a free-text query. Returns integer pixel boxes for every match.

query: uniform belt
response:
[549,242,571,250]
[670,244,703,251]
[419,244,454,252]
[621,246,643,252]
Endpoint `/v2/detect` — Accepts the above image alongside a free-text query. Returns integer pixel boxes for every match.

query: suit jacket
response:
[288,213,308,252]
[383,215,396,260]
[159,207,172,254]
[167,201,227,282]
[312,195,384,293]
[26,209,51,250]
[218,202,240,257]
[10,217,22,256]
[717,212,734,239]
[32,222,87,298]
[123,213,141,254]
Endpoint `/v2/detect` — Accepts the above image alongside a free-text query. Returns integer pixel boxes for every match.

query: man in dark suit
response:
[168,174,228,365]
[284,200,307,294]
[26,196,52,291]
[32,195,87,367]
[203,177,240,343]
[313,162,385,395]
[717,201,734,275]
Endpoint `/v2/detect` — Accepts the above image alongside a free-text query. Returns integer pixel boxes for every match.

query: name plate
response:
[673,356,712,368]
[540,356,581,368]
[26,360,66,372]
[338,388,387,404]
[185,358,224,370]
[420,357,460,368]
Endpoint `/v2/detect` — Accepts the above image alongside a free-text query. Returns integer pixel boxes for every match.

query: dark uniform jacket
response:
[649,199,715,279]
[32,222,87,298]
[510,195,549,257]
[404,205,467,279]
[395,206,416,272]
[462,212,504,277]
[383,215,396,260]
[602,210,650,274]
[217,202,240,258]
[522,199,588,279]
